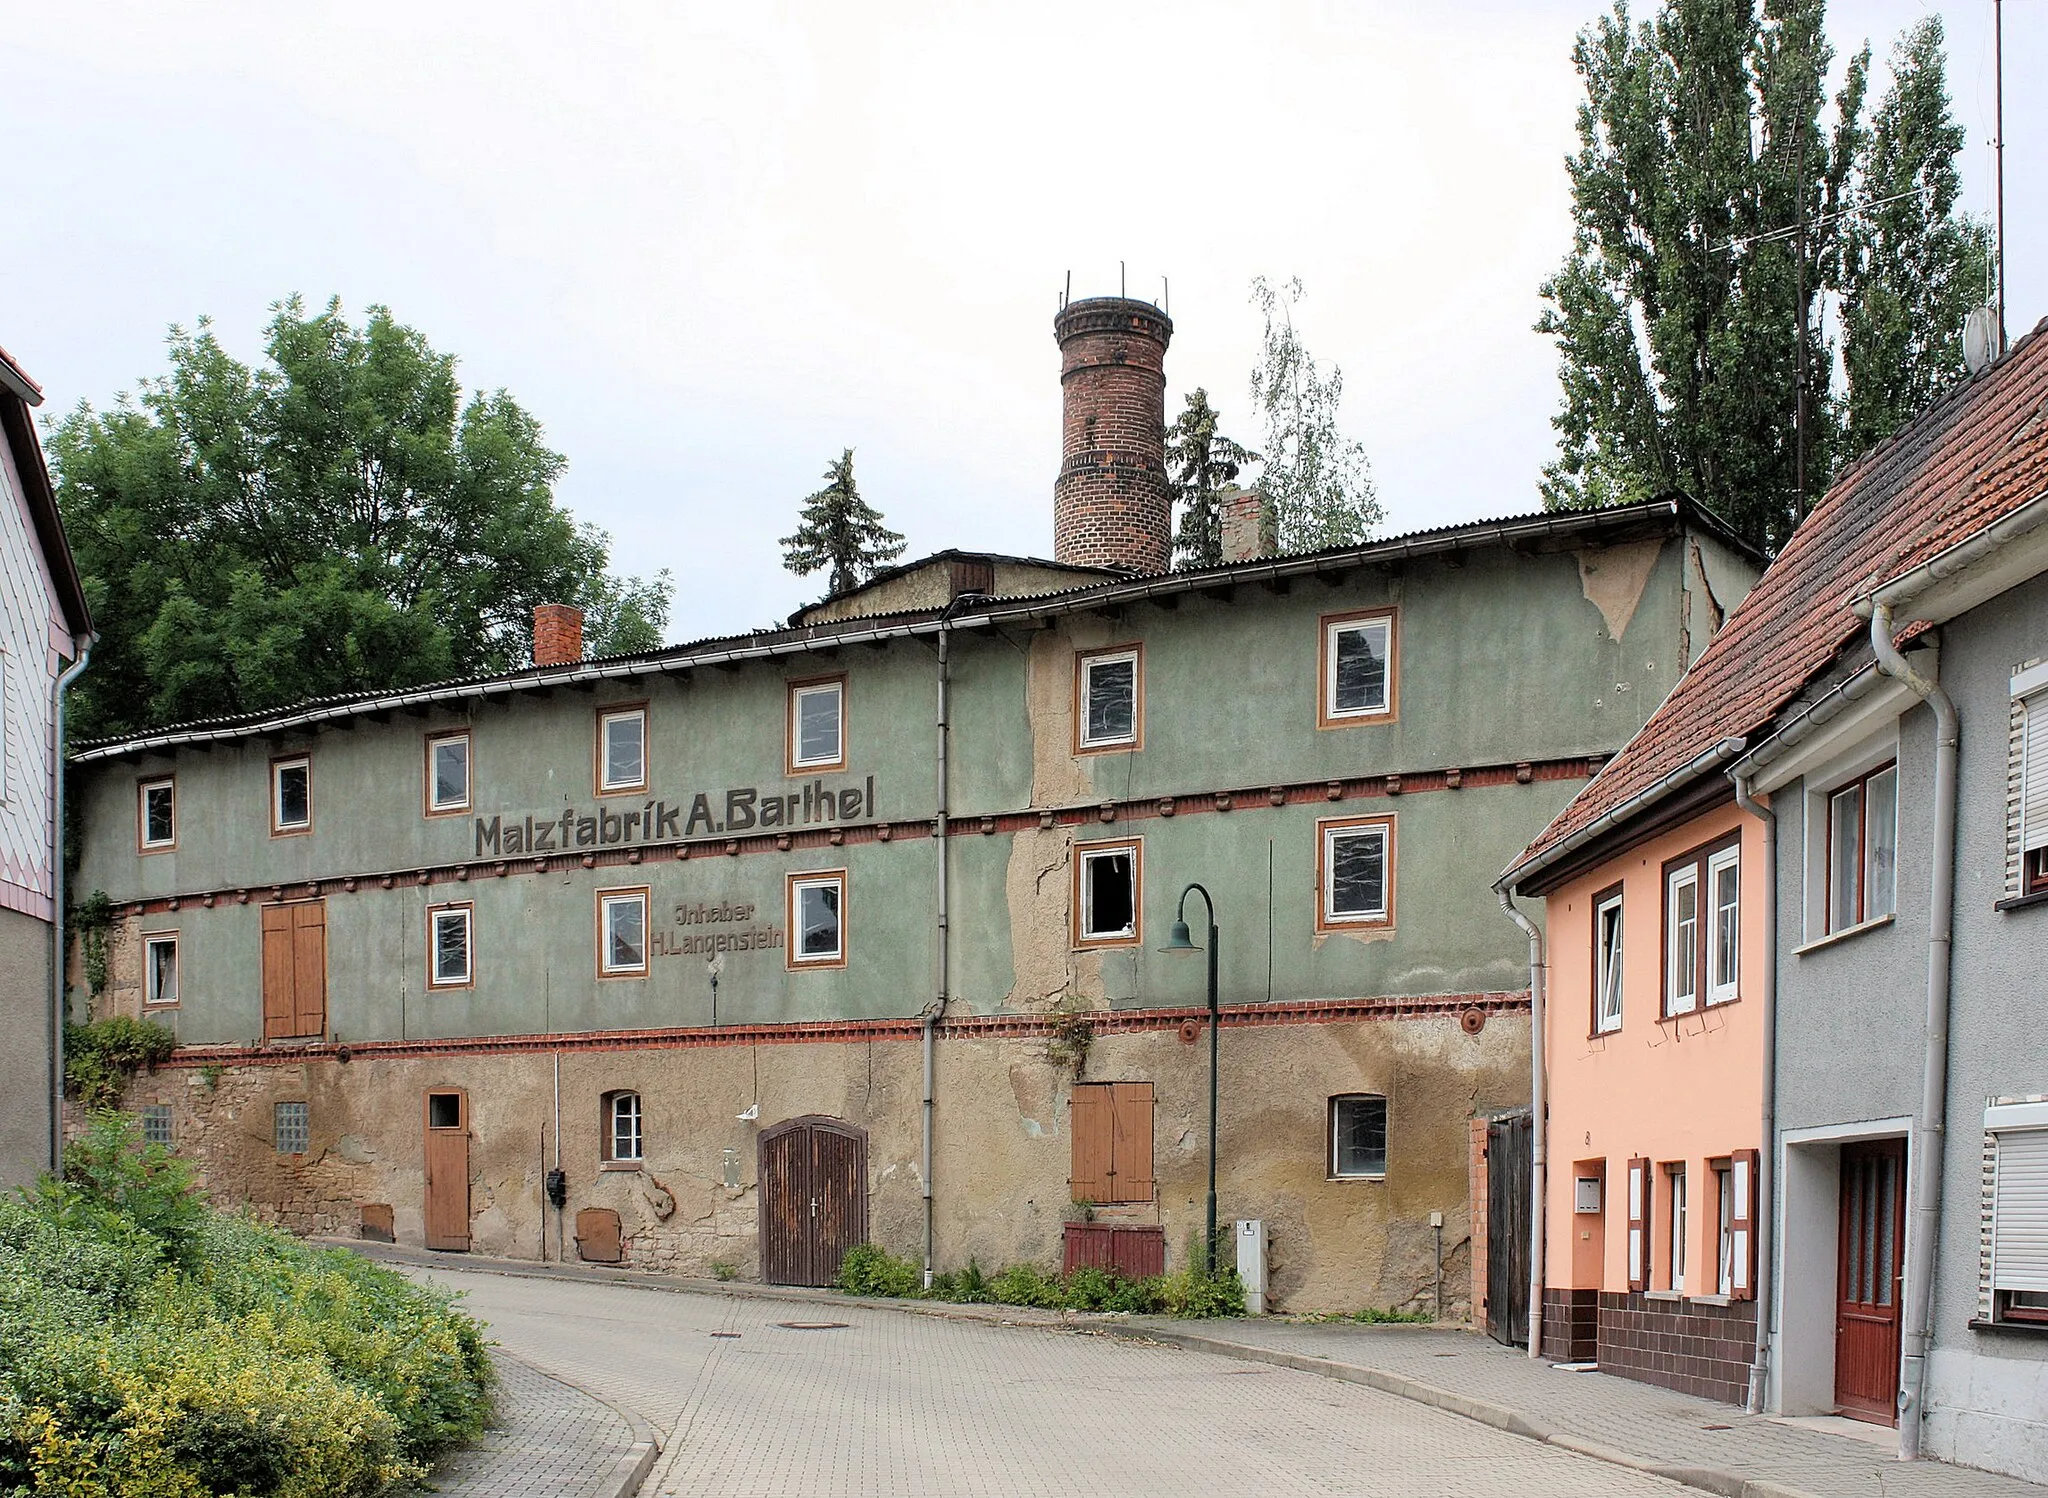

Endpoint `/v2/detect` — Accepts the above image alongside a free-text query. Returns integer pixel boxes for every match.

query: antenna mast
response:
[1994,0,2008,354]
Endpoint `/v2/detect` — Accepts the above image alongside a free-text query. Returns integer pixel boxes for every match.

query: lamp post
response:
[1160,883,1219,1277]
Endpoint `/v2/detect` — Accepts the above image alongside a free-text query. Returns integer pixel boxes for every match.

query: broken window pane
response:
[1082,655,1137,746]
[1331,622,1388,715]
[1327,828,1386,919]
[1083,850,1135,939]
[1331,1095,1387,1177]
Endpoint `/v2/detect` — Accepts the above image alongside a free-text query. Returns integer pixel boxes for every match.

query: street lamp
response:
[1160,883,1219,1277]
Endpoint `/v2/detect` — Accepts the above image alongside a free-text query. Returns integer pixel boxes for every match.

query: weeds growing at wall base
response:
[836,1243,1246,1318]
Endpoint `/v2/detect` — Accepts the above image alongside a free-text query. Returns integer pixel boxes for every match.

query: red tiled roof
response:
[1507,317,2048,884]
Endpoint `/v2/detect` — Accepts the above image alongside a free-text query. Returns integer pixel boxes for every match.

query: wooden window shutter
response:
[261,905,294,1040]
[1626,1156,1649,1292]
[292,902,327,1039]
[1730,1148,1758,1301]
[1068,1084,1115,1203]
[1109,1083,1155,1204]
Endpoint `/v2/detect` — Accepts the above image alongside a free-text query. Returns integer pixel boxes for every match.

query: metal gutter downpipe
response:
[1730,771,1777,1414]
[1869,602,1958,1460]
[48,640,91,1173]
[1498,887,1546,1357]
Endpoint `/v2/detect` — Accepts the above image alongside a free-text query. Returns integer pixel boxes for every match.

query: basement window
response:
[140,1104,174,1150]
[274,1101,309,1156]
[788,678,846,772]
[139,777,176,851]
[1076,647,1141,751]
[271,756,311,835]
[598,887,650,978]
[787,871,846,967]
[1329,1095,1388,1179]
[1319,609,1396,726]
[143,933,179,1007]
[1074,840,1140,947]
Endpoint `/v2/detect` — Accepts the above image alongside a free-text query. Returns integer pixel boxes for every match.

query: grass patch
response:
[836,1243,1246,1319]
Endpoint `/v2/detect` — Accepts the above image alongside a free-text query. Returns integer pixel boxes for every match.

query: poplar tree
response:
[1248,277,1381,553]
[1166,389,1259,568]
[1837,16,1992,456]
[780,449,906,598]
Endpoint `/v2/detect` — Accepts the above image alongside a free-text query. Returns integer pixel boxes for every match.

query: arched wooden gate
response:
[758,1116,869,1286]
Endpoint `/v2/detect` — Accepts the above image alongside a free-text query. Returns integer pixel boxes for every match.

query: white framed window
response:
[140,1103,174,1150]
[1319,609,1396,726]
[139,777,176,852]
[428,904,473,988]
[787,870,846,966]
[1987,1104,2048,1325]
[596,706,648,794]
[2016,673,2048,896]
[1073,839,1140,947]
[597,887,650,977]
[274,1100,309,1155]
[142,933,179,1007]
[1706,846,1740,1006]
[426,731,472,814]
[1593,886,1624,1034]
[270,755,312,835]
[1076,647,1141,751]
[787,678,847,772]
[604,1091,644,1164]
[1665,863,1700,1016]
[1329,1095,1388,1179]
[1826,762,1897,932]
[1714,1160,1736,1296]
[1318,816,1393,930]
[1666,1163,1688,1292]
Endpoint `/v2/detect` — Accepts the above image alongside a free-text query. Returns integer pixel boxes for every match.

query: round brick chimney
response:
[1053,296,1174,573]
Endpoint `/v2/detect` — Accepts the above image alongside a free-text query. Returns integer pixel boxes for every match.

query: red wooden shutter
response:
[1730,1147,1759,1301]
[261,906,294,1040]
[292,902,327,1039]
[1626,1156,1649,1292]
[1068,1084,1114,1203]
[1109,1083,1155,1205]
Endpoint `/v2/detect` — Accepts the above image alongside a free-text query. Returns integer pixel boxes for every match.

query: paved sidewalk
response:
[425,1350,657,1498]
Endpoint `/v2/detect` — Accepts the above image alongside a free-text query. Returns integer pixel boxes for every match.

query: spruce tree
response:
[780,449,907,598]
[1166,389,1259,568]
[1837,16,1991,457]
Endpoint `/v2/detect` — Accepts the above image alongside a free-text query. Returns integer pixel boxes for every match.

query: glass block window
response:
[140,1104,174,1150]
[274,1101,309,1155]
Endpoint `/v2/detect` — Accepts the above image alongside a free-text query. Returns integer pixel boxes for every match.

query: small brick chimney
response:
[1052,296,1174,573]
[1219,485,1275,564]
[532,603,584,667]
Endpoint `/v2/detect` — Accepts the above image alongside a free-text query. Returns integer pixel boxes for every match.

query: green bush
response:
[0,1120,493,1497]
[835,1243,1245,1319]
[836,1242,922,1298]
[63,1018,176,1110]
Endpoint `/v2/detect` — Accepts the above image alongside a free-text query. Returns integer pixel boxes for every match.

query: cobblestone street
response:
[413,1264,1701,1498]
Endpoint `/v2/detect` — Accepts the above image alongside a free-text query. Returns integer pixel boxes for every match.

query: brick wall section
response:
[1469,1117,1489,1327]
[1596,1291,1757,1405]
[1541,1287,1599,1362]
[1220,487,1274,563]
[533,603,584,666]
[1053,298,1172,574]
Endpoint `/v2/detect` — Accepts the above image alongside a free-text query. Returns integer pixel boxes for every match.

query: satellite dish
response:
[1964,307,1999,374]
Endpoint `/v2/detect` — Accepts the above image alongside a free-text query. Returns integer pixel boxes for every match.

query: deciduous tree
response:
[1248,277,1381,553]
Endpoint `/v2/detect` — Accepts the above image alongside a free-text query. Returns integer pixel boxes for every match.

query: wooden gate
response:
[1835,1137,1906,1424]
[260,901,327,1041]
[423,1089,471,1252]
[1487,1111,1533,1348]
[759,1116,868,1286]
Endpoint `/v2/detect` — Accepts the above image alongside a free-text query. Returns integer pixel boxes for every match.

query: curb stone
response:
[335,1242,1818,1498]
[484,1351,661,1498]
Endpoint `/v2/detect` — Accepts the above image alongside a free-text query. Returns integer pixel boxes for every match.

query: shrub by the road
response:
[837,1242,1246,1318]
[0,1113,493,1497]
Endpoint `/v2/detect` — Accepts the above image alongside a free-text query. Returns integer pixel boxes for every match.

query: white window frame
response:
[1328,1093,1388,1180]
[598,888,650,978]
[606,1091,644,1164]
[1714,1161,1736,1297]
[1074,840,1141,947]
[428,904,473,989]
[1667,1163,1688,1293]
[1706,844,1740,1007]
[2015,669,2048,894]
[1319,817,1392,929]
[597,707,648,794]
[1321,612,1394,723]
[1077,648,1141,750]
[142,932,179,1007]
[1986,1103,2048,1323]
[788,870,847,966]
[426,731,472,815]
[1593,889,1624,1034]
[271,756,312,835]
[139,777,177,852]
[788,679,847,771]
[1665,863,1700,1016]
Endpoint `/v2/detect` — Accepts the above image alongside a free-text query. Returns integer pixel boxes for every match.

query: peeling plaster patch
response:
[336,1133,375,1163]
[1008,1063,1058,1139]
[1576,539,1665,641]
[1002,827,1097,1011]
[1311,926,1396,950]
[1027,623,1104,807]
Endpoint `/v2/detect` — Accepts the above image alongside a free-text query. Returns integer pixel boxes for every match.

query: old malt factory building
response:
[70,297,1757,1310]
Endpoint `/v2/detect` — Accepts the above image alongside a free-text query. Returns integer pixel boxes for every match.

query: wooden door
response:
[1486,1112,1533,1348]
[423,1089,471,1252]
[260,901,327,1041]
[758,1116,868,1286]
[1835,1138,1905,1424]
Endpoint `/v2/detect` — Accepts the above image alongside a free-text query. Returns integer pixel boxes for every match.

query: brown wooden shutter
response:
[1730,1147,1759,1301]
[1068,1084,1115,1203]
[292,902,327,1039]
[1626,1156,1649,1292]
[1109,1083,1155,1204]
[261,905,294,1040]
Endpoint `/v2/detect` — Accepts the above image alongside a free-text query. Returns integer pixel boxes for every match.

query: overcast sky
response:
[7,2,2040,643]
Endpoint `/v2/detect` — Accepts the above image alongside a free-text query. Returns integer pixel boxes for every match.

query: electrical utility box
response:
[1236,1219,1268,1314]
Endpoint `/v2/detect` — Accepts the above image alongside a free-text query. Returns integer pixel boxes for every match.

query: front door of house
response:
[423,1089,471,1252]
[758,1116,868,1286]
[1835,1138,1906,1424]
